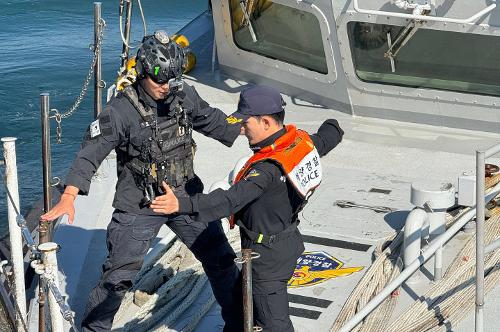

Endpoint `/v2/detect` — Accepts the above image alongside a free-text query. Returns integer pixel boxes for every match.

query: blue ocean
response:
[0,0,207,238]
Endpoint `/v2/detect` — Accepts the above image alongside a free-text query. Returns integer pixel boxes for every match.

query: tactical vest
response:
[229,125,322,230]
[121,85,195,195]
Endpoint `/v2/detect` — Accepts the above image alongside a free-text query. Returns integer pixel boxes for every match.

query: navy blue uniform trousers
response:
[80,210,242,331]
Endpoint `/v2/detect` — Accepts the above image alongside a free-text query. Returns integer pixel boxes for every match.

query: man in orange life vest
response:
[150,85,344,331]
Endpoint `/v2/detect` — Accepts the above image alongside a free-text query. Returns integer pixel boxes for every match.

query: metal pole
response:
[1,137,27,329]
[339,181,500,332]
[428,209,446,281]
[40,92,52,332]
[94,2,103,118]
[485,144,500,157]
[475,151,485,332]
[41,93,52,216]
[485,238,500,253]
[242,249,253,332]
[211,34,217,75]
[41,93,52,242]
[120,0,133,71]
[39,243,64,332]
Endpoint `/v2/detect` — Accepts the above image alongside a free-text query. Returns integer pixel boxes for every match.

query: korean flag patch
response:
[90,119,101,138]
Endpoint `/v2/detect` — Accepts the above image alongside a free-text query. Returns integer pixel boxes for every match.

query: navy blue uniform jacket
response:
[178,119,344,282]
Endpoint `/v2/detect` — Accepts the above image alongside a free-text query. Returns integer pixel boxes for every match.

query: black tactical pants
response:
[253,280,294,332]
[246,232,303,332]
[81,210,242,332]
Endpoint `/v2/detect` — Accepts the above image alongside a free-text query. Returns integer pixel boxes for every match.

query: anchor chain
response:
[51,17,106,144]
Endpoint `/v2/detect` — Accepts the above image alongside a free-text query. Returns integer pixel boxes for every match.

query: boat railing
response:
[352,0,497,24]
[1,138,79,331]
[474,142,500,332]
[339,142,500,332]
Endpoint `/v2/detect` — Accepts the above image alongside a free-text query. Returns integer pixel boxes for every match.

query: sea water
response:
[0,0,206,238]
[0,2,206,327]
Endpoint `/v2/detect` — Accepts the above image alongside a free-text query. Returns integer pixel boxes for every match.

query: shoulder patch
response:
[226,115,243,124]
[90,119,101,138]
[244,169,260,180]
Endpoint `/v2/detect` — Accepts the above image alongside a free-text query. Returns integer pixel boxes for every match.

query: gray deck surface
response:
[46,11,500,332]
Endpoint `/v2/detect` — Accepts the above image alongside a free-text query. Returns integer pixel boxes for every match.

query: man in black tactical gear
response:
[41,31,243,331]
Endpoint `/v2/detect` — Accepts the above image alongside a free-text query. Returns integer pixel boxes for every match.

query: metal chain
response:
[51,18,106,143]
[53,111,63,144]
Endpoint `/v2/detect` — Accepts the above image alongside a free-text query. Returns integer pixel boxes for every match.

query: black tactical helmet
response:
[136,30,185,84]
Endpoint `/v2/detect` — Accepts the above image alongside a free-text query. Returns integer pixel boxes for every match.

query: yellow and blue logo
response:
[288,251,363,288]
[225,115,243,124]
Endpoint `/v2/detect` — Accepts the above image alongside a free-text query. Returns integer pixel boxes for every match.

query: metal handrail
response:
[2,139,78,331]
[1,138,27,330]
[352,0,497,24]
[475,142,500,332]
[339,181,500,332]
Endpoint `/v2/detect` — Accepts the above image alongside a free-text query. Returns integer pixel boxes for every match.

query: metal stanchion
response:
[41,93,53,237]
[475,151,485,332]
[1,137,27,330]
[40,92,52,332]
[94,2,103,117]
[119,0,133,70]
[39,243,64,331]
[237,249,262,332]
[242,249,253,332]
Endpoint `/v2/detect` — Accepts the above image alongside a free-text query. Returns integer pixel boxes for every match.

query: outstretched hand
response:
[151,181,179,215]
[40,193,76,224]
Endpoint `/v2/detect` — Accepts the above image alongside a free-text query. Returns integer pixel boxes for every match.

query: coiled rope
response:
[114,226,241,331]
[331,173,500,331]
[386,208,500,332]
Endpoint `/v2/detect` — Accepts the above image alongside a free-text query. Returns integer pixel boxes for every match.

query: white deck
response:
[48,12,500,332]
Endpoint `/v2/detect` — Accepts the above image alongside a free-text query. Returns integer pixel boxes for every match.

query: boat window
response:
[348,22,500,96]
[229,0,328,74]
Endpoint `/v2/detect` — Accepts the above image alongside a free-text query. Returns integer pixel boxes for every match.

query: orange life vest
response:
[229,125,322,228]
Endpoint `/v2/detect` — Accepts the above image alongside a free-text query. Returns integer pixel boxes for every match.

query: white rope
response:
[331,229,404,331]
[119,0,147,50]
[114,240,186,323]
[135,239,184,283]
[151,273,209,331]
[180,293,216,332]
[115,224,242,330]
[123,272,199,331]
[331,174,500,331]
[386,209,500,332]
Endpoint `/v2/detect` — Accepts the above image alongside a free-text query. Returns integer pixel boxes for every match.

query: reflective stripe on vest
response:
[229,124,322,228]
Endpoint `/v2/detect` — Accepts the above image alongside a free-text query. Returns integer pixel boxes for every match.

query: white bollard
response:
[39,242,64,332]
[1,137,27,327]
